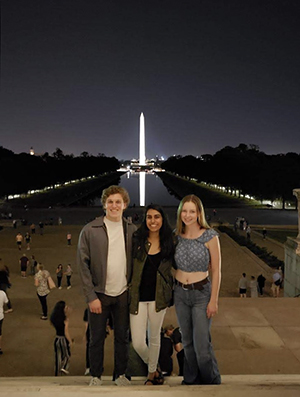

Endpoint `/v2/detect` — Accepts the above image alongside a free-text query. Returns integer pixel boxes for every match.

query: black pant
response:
[57,276,62,288]
[177,349,185,376]
[88,290,129,378]
[66,276,71,287]
[258,284,264,295]
[37,293,48,316]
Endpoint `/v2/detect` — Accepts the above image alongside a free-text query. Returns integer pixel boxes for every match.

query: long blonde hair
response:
[176,195,210,235]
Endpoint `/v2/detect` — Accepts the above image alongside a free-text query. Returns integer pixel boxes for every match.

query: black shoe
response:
[0,349,3,355]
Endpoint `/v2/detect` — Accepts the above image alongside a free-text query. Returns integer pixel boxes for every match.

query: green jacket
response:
[129,241,174,315]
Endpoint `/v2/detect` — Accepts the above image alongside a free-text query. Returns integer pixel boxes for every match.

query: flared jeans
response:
[174,282,221,385]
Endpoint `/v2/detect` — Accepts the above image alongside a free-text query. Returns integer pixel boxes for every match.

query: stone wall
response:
[284,237,300,297]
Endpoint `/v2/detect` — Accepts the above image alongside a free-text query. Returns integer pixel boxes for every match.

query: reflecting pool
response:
[91,171,179,207]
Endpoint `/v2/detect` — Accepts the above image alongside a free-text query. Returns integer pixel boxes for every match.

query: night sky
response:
[1,0,299,160]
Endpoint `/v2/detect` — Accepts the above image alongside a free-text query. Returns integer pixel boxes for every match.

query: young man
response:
[77,185,136,386]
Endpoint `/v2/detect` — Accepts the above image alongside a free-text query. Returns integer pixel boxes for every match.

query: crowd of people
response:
[0,221,75,356]
[238,269,283,298]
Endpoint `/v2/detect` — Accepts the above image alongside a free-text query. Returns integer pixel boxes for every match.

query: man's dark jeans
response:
[88,290,129,378]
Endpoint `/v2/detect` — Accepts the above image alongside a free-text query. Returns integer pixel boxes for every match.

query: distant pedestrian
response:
[16,232,23,250]
[262,228,267,239]
[13,220,17,229]
[272,270,282,298]
[0,289,9,354]
[67,233,72,246]
[34,263,51,320]
[56,264,63,289]
[234,221,238,232]
[39,222,44,235]
[25,232,31,250]
[20,253,29,278]
[65,264,73,289]
[158,329,173,376]
[250,276,258,297]
[50,300,72,376]
[257,274,266,296]
[213,209,217,217]
[164,324,184,376]
[238,273,247,297]
[58,217,63,225]
[30,255,38,275]
[246,226,251,240]
[30,223,36,234]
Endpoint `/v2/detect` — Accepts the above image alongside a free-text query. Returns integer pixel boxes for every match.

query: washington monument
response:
[139,112,146,166]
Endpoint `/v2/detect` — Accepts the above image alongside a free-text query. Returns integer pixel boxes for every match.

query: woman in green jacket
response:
[130,204,174,385]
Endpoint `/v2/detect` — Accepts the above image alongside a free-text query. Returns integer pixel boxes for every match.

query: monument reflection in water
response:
[120,171,179,207]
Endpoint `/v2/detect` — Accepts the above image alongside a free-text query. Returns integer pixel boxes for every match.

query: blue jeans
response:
[174,282,221,384]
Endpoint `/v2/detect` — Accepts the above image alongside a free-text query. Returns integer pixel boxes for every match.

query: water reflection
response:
[72,171,180,207]
[139,172,146,206]
[120,172,179,207]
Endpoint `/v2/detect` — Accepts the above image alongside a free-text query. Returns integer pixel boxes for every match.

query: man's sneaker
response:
[89,377,102,386]
[115,374,131,386]
[4,309,13,314]
[40,316,48,320]
[84,368,90,376]
[61,368,69,375]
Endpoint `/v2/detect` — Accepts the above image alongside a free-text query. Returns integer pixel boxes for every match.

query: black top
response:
[53,321,65,337]
[139,252,161,302]
[0,270,9,287]
[171,327,182,345]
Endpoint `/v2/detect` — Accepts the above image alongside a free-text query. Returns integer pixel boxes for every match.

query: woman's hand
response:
[206,300,218,319]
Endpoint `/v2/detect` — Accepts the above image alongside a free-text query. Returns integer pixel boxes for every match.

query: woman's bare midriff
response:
[175,269,209,285]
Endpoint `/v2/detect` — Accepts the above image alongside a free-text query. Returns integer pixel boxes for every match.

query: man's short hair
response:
[101,185,130,207]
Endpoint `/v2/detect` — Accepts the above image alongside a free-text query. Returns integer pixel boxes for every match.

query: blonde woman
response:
[174,195,221,385]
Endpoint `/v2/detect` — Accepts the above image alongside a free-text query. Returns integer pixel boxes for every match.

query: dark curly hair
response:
[133,204,174,260]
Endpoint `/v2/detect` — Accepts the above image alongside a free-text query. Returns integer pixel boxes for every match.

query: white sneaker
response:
[115,374,131,386]
[60,368,69,375]
[58,287,62,290]
[67,286,71,290]
[89,377,102,386]
[84,368,90,376]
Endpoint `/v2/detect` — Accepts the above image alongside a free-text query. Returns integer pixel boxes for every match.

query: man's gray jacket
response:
[77,215,137,303]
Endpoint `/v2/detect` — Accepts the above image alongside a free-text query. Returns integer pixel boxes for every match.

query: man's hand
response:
[89,298,102,314]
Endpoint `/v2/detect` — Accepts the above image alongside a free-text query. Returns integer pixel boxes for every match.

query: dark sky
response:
[1,0,299,160]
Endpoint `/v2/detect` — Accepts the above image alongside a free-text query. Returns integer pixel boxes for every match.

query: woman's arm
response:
[206,236,221,319]
[64,319,72,345]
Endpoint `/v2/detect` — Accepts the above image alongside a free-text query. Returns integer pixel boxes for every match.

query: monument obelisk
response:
[139,112,146,166]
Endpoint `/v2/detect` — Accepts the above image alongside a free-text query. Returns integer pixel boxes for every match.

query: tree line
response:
[162,144,300,209]
[0,146,119,199]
